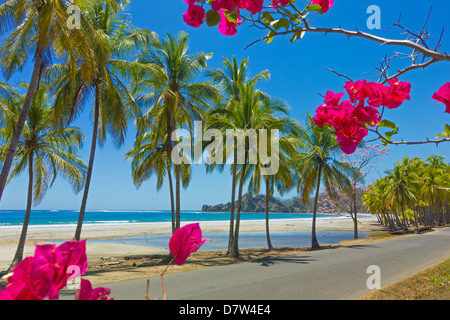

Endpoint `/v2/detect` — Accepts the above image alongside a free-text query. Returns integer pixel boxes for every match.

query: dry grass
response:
[360,258,450,300]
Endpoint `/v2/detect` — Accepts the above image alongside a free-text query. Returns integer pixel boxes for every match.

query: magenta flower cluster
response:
[0,240,112,300]
[313,79,411,154]
[182,0,334,36]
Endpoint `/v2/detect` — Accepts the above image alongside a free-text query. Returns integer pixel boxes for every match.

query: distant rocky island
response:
[202,194,312,213]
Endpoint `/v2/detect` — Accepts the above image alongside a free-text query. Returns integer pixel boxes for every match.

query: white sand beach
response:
[0,214,382,271]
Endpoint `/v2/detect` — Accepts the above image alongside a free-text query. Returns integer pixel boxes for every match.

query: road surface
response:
[76,227,450,300]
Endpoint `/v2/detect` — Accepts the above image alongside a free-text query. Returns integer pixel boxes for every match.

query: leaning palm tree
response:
[0,84,86,271]
[130,32,220,231]
[0,0,113,202]
[292,114,353,249]
[46,0,155,241]
[205,56,270,253]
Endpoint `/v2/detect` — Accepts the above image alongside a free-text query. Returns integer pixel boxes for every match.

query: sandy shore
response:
[0,214,382,271]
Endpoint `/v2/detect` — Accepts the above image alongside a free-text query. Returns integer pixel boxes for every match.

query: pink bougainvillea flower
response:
[31,240,88,300]
[335,124,368,154]
[313,91,344,127]
[218,10,242,36]
[0,258,44,300]
[169,223,210,266]
[76,279,113,300]
[386,78,411,109]
[367,79,411,109]
[211,0,239,11]
[313,104,333,127]
[367,82,392,108]
[239,0,264,15]
[432,82,450,114]
[344,80,370,106]
[352,105,381,126]
[270,0,290,8]
[324,91,345,106]
[183,3,205,28]
[311,0,334,13]
[0,240,88,300]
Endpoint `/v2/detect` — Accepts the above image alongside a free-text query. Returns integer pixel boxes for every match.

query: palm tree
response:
[421,155,447,226]
[124,122,192,234]
[0,0,113,203]
[206,56,269,253]
[293,114,353,249]
[130,32,220,231]
[0,84,86,270]
[210,81,290,256]
[46,0,155,241]
[384,163,419,231]
[245,99,300,250]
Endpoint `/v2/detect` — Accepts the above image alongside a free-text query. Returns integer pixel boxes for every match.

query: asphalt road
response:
[89,227,450,300]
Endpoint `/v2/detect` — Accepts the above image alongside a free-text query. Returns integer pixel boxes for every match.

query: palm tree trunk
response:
[0,45,44,202]
[175,163,181,230]
[412,205,419,233]
[227,151,237,254]
[231,153,248,258]
[352,190,359,239]
[75,85,100,241]
[8,152,34,272]
[167,164,176,234]
[400,200,408,231]
[265,177,273,250]
[166,110,176,233]
[311,165,322,249]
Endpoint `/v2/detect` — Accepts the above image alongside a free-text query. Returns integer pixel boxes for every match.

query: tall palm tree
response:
[0,0,113,202]
[293,114,353,249]
[206,56,269,253]
[210,81,289,256]
[245,99,300,250]
[130,32,220,231]
[46,0,155,241]
[0,84,86,270]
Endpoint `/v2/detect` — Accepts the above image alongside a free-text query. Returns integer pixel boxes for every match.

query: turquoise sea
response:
[0,209,340,227]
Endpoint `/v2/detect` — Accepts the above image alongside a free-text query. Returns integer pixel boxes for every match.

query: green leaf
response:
[205,10,221,27]
[224,10,238,24]
[377,120,398,142]
[290,28,305,43]
[261,12,274,25]
[265,30,276,44]
[270,18,290,31]
[384,131,397,141]
[445,124,450,135]
[435,124,450,138]
[378,120,398,131]
[279,8,293,18]
[305,4,323,14]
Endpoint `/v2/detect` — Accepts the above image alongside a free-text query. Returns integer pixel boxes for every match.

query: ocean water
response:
[0,209,342,227]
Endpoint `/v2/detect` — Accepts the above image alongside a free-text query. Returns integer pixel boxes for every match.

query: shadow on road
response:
[251,255,316,267]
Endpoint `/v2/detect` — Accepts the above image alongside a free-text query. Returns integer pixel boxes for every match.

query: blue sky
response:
[1,0,449,211]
